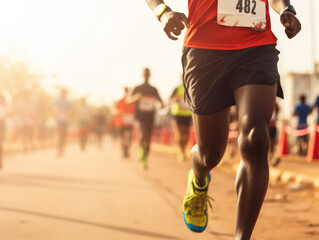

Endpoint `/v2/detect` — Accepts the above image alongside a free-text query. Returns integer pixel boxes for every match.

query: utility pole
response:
[310,0,317,102]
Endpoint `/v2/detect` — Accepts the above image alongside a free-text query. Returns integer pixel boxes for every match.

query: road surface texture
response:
[0,136,318,240]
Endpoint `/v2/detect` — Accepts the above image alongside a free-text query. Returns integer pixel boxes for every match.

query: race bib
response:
[217,0,267,30]
[122,114,134,125]
[138,96,156,112]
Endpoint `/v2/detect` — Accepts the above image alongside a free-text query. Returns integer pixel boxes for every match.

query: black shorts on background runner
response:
[269,126,277,139]
[182,44,283,115]
[174,116,192,126]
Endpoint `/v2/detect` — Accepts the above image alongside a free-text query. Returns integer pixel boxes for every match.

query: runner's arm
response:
[126,88,141,104]
[269,0,301,39]
[169,88,178,104]
[115,101,122,115]
[269,0,291,14]
[155,89,164,108]
[145,0,189,40]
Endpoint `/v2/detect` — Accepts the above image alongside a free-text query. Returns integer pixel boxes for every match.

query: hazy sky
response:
[0,0,318,105]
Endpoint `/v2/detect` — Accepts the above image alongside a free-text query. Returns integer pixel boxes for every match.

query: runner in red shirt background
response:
[116,87,136,159]
[145,0,301,239]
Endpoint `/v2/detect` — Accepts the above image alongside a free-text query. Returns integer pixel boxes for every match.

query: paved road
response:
[0,137,318,240]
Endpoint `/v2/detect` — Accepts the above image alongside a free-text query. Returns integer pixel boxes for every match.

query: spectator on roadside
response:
[293,95,311,156]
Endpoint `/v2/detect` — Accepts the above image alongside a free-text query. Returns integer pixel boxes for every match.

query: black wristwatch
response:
[282,5,296,15]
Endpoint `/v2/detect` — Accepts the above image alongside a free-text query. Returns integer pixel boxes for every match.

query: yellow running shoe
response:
[183,169,212,232]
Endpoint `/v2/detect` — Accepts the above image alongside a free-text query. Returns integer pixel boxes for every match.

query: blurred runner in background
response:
[170,77,192,161]
[227,106,238,160]
[293,94,311,156]
[0,94,7,168]
[92,107,107,149]
[78,97,91,151]
[116,87,135,159]
[15,90,36,152]
[269,102,280,166]
[54,89,72,157]
[129,67,164,169]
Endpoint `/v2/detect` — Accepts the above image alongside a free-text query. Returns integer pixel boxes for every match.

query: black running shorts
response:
[182,44,283,115]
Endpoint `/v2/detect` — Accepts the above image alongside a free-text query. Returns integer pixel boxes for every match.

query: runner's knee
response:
[238,122,269,162]
[192,144,224,169]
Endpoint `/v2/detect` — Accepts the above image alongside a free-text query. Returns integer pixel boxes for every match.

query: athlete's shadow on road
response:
[0,173,147,194]
[0,206,182,240]
[209,231,233,238]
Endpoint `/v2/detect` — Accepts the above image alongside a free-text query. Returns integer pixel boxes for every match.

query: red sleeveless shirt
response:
[184,0,277,50]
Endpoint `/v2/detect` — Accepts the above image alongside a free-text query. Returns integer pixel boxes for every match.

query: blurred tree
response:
[0,58,43,95]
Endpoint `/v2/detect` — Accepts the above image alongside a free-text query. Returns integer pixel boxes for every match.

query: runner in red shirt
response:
[116,87,136,158]
[146,0,301,238]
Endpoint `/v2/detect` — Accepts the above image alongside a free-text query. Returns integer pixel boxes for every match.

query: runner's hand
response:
[280,12,301,39]
[134,93,142,100]
[160,10,190,40]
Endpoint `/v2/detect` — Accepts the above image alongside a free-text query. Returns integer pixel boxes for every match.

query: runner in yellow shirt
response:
[170,78,192,161]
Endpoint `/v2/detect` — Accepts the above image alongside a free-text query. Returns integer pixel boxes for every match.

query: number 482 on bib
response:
[217,0,267,30]
[236,0,257,14]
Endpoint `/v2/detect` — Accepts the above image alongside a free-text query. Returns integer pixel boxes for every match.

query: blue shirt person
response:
[293,94,311,156]
[294,95,311,129]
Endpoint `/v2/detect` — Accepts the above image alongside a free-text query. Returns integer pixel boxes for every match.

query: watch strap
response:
[154,3,171,21]
[282,5,296,15]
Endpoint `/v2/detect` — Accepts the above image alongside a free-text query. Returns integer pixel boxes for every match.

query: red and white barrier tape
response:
[227,124,319,139]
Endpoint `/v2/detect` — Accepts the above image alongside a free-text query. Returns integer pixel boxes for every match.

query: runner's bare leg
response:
[233,84,277,240]
[191,108,230,186]
[178,125,190,156]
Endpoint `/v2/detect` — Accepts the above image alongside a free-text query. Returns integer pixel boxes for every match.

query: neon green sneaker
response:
[140,148,147,170]
[183,169,212,232]
[178,152,186,162]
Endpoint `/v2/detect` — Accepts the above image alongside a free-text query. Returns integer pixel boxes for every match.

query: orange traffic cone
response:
[307,125,319,161]
[277,124,289,157]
